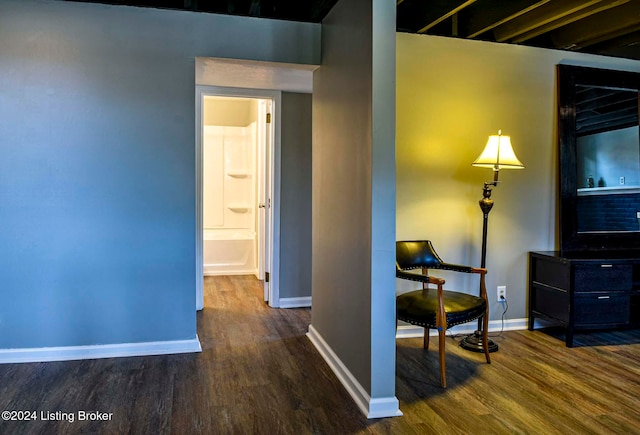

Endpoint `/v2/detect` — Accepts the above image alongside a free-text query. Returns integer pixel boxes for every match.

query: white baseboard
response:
[279,296,312,308]
[0,336,202,364]
[396,318,529,339]
[203,269,258,276]
[306,325,402,419]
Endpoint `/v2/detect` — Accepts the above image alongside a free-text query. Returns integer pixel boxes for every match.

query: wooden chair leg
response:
[423,327,430,349]
[482,313,491,364]
[438,327,446,388]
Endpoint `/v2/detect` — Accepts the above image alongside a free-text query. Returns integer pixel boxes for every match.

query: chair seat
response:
[397,289,487,328]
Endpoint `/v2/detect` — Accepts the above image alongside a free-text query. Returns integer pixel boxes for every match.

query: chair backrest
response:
[396,240,444,271]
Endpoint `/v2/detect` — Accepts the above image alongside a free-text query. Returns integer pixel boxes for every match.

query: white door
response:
[257,99,272,301]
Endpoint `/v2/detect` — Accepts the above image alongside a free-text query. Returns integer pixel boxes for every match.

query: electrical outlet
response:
[497,286,506,302]
[620,176,626,185]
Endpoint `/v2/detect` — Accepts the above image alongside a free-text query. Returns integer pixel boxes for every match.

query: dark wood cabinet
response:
[528,251,640,347]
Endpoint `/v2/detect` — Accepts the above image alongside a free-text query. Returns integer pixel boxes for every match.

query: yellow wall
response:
[396,33,640,320]
[203,97,256,127]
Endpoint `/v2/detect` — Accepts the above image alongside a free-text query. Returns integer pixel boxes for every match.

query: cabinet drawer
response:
[574,264,632,293]
[574,293,630,325]
[532,284,569,322]
[533,258,569,289]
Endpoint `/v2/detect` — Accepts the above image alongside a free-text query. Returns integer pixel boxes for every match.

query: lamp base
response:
[459,331,499,353]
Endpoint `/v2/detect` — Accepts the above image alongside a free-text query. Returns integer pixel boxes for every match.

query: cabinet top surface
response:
[531,250,640,261]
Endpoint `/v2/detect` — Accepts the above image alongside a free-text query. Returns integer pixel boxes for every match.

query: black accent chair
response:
[396,240,491,388]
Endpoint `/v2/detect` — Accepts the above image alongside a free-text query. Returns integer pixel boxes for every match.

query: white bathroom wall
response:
[202,127,225,228]
[202,125,256,232]
[203,97,257,232]
[202,97,259,276]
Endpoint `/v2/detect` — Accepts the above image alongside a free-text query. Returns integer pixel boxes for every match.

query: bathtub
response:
[203,229,257,276]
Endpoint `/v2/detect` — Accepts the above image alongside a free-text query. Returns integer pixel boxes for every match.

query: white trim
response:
[269,95,282,308]
[195,87,205,311]
[195,86,282,310]
[307,325,402,419]
[196,57,317,94]
[279,296,312,308]
[0,336,202,364]
[396,317,529,339]
[203,269,259,277]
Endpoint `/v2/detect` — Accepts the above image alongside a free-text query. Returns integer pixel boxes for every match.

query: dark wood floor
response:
[1,275,640,434]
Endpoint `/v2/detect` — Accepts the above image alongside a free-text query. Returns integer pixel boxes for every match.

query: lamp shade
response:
[472,132,524,170]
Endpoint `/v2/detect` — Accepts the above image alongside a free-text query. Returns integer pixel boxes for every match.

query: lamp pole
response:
[479,174,497,268]
[459,172,500,353]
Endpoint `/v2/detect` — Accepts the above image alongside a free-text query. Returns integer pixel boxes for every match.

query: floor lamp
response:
[459,130,524,353]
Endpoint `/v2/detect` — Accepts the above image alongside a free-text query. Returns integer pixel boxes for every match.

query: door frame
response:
[195,85,282,309]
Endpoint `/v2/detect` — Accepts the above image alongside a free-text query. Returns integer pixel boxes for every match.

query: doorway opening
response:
[196,86,282,309]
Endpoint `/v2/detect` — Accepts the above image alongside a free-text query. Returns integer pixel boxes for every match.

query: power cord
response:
[448,295,509,341]
[489,295,509,338]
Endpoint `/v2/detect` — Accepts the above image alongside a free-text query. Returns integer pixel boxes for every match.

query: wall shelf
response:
[226,171,249,178]
[227,204,251,213]
[578,186,640,196]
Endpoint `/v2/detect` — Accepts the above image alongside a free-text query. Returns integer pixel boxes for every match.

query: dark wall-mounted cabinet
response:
[556,64,640,253]
[533,64,640,346]
[528,251,640,347]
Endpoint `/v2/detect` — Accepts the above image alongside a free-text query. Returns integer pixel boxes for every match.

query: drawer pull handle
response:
[600,264,613,268]
[598,296,610,299]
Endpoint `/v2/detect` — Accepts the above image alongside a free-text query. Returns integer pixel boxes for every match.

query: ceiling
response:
[396,0,640,61]
[60,0,640,61]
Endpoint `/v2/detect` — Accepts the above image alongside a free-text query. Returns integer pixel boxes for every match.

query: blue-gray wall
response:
[280,92,312,299]
[0,0,319,349]
[311,0,397,408]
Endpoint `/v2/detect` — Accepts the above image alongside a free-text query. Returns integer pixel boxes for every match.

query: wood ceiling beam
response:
[511,0,630,43]
[416,0,477,34]
[461,0,550,38]
[589,29,640,55]
[493,0,604,43]
[579,22,640,48]
[551,1,640,49]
